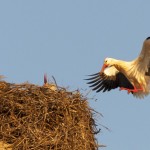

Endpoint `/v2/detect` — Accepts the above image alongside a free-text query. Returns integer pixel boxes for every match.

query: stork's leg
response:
[119,85,143,94]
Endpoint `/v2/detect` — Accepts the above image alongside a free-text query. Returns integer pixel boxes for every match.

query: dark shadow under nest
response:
[0,80,100,150]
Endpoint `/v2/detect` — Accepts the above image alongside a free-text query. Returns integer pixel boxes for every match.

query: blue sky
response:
[0,1,150,150]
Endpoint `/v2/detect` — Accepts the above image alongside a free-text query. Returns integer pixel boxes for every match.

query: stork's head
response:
[100,58,114,72]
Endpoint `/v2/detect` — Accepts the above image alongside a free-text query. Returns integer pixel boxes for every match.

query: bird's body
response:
[86,37,150,98]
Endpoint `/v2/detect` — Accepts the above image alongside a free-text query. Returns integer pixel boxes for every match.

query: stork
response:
[86,37,150,98]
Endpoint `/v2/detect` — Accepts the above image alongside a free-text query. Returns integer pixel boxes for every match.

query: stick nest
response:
[0,81,100,150]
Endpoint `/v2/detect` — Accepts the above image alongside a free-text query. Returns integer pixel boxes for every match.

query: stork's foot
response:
[119,86,143,94]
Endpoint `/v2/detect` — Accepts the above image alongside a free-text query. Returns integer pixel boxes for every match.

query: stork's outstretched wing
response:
[86,66,134,93]
[135,37,150,74]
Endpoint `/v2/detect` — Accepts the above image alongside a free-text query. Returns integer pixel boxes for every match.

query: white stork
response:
[86,37,150,98]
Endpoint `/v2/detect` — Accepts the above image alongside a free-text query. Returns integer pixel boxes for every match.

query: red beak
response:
[100,64,108,72]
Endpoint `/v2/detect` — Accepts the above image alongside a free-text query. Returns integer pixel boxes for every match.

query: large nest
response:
[0,80,100,150]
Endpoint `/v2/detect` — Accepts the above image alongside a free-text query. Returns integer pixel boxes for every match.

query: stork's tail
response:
[133,76,150,99]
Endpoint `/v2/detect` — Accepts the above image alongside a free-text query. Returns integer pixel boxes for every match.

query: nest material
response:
[0,81,100,150]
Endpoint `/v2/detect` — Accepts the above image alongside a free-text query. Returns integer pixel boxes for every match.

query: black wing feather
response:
[85,75,100,81]
[89,80,102,87]
[85,72,134,93]
[87,77,101,84]
[116,73,134,89]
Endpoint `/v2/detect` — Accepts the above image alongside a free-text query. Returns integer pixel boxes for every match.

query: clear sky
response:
[0,1,150,150]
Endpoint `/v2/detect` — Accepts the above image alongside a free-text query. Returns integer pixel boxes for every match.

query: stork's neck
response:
[112,59,130,73]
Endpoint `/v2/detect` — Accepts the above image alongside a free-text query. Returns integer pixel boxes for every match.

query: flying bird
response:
[86,37,150,98]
